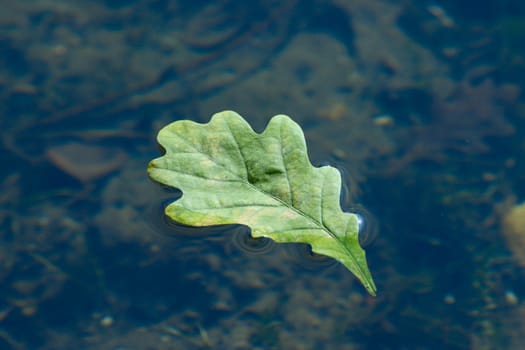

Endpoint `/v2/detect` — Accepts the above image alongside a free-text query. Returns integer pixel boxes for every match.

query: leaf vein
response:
[170,169,240,183]
[224,117,249,180]
[168,133,245,181]
[279,120,293,205]
[193,203,279,210]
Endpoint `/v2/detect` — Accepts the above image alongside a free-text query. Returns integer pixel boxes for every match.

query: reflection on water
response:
[354,206,379,248]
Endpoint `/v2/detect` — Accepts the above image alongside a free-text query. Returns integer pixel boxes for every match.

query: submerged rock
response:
[502,201,525,267]
[46,142,127,182]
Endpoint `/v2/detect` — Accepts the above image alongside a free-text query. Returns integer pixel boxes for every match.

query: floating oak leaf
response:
[148,110,376,295]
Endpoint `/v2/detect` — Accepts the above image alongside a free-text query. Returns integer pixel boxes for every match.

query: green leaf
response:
[148,111,377,295]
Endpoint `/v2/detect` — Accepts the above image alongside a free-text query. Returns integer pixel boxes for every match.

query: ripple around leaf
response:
[148,110,376,295]
[232,228,274,255]
[286,243,338,271]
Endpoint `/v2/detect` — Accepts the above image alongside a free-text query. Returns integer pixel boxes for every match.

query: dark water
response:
[1,1,525,349]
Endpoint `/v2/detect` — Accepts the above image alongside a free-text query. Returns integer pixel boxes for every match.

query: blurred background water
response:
[1,0,525,349]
